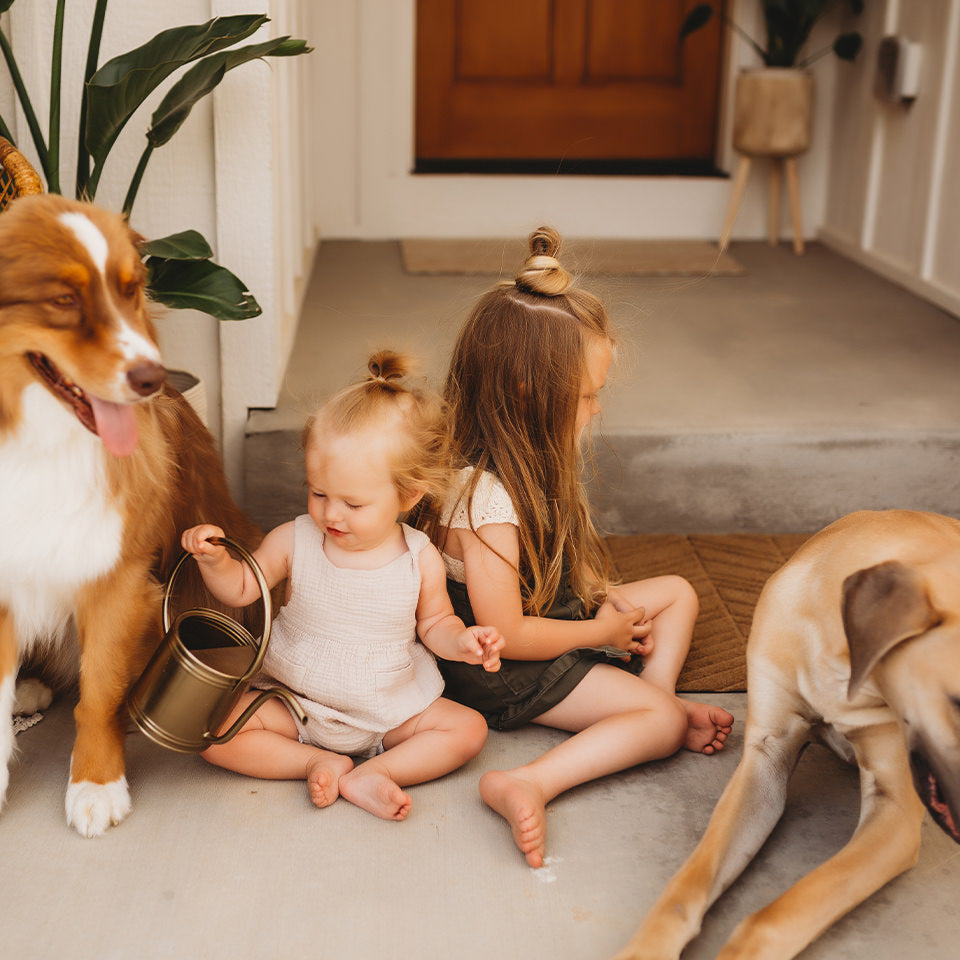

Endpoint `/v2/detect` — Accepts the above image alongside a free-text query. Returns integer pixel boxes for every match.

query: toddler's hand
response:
[181,524,227,563]
[461,625,504,672]
[594,597,652,655]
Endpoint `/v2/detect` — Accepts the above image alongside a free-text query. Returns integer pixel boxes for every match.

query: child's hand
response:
[460,625,504,672]
[181,524,227,564]
[594,595,652,656]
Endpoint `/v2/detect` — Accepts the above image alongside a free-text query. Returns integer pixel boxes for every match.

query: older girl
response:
[418,229,733,867]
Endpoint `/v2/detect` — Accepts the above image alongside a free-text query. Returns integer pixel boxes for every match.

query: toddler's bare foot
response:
[306,754,354,808]
[479,769,547,868]
[681,700,734,754]
[339,765,412,821]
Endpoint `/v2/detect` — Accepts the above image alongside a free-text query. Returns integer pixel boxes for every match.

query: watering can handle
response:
[162,536,272,655]
[202,686,307,746]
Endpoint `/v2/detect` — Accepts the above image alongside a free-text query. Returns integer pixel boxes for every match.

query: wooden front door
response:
[415,0,725,174]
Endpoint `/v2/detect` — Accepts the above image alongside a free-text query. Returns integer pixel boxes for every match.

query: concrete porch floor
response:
[4,240,960,959]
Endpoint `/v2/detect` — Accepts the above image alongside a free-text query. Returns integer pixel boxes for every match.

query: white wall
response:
[821,0,960,317]
[310,0,846,243]
[0,0,318,489]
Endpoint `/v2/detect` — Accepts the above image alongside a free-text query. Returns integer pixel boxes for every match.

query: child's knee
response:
[669,575,699,616]
[457,706,489,759]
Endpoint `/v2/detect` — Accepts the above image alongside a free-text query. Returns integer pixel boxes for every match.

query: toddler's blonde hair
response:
[304,350,450,508]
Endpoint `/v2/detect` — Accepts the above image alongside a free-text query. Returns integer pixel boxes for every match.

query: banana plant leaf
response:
[84,14,267,167]
[140,230,213,260]
[0,1,14,13]
[147,36,310,147]
[146,255,261,321]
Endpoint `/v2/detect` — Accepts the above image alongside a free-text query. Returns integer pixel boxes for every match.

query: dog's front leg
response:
[713,722,925,960]
[0,609,17,809]
[611,713,810,960]
[66,564,159,837]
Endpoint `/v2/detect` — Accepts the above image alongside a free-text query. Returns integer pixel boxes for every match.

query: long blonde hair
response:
[436,227,615,614]
[305,350,450,510]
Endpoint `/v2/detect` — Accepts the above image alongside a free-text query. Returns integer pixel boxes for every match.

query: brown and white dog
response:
[0,194,260,836]
[613,509,960,960]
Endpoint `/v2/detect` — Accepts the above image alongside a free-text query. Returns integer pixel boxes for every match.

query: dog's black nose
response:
[127,362,167,397]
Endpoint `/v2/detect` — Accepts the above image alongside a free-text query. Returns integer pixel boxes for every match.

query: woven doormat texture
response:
[401,238,744,276]
[604,533,811,692]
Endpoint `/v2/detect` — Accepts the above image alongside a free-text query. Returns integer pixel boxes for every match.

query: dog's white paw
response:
[13,678,53,715]
[65,777,131,837]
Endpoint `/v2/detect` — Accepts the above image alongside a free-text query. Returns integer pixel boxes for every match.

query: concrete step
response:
[243,240,960,535]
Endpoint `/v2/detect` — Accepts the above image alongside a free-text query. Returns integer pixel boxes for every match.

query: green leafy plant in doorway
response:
[681,1,864,68]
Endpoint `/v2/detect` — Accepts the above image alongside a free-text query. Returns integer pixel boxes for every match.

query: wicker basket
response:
[0,136,44,212]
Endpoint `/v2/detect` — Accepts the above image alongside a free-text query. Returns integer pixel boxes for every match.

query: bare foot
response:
[339,765,412,820]
[680,700,734,754]
[479,769,547,868]
[306,754,354,808]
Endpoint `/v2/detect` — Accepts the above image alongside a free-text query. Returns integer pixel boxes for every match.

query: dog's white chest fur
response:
[0,384,123,645]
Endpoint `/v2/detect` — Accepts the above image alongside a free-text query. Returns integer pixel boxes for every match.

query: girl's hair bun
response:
[367,349,410,386]
[514,226,572,296]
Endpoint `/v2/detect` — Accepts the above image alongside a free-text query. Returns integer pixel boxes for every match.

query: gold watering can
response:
[129,536,305,753]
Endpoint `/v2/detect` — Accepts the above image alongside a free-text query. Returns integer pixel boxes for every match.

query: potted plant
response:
[0,2,311,323]
[682,1,864,157]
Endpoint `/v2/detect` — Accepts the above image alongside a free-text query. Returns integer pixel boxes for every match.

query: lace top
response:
[439,466,518,583]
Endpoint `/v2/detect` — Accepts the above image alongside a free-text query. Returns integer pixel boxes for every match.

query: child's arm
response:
[460,522,651,660]
[415,544,503,672]
[181,522,294,607]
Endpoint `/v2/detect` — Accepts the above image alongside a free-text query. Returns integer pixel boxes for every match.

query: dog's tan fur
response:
[613,509,960,960]
[0,194,260,835]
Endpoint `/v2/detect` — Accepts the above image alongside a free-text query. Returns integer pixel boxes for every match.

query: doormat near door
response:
[604,532,811,692]
[401,238,744,277]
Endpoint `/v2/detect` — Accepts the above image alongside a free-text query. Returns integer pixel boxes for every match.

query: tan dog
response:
[613,509,960,960]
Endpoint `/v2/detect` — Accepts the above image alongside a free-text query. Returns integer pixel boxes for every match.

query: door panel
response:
[416,0,724,169]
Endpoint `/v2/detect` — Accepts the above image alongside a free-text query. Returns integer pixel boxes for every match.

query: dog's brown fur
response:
[0,194,260,836]
[613,509,960,960]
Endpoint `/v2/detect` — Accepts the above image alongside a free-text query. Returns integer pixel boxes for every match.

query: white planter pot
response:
[167,369,208,427]
[733,68,814,157]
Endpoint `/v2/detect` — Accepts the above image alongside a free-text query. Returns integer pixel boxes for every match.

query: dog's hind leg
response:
[66,563,159,837]
[0,610,17,808]
[13,677,53,714]
[612,705,812,960]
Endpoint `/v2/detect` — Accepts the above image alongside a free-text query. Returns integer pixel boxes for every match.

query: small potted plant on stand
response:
[682,1,864,253]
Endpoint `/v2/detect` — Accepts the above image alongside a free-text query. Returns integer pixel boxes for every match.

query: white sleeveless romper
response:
[259,515,444,757]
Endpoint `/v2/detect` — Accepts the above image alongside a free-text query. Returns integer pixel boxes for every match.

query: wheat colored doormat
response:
[604,532,811,692]
[400,238,744,277]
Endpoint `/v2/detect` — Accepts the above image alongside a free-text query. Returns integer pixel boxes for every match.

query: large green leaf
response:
[140,230,213,260]
[84,14,267,167]
[833,32,864,62]
[0,1,15,13]
[147,36,310,148]
[146,255,262,321]
[680,5,713,39]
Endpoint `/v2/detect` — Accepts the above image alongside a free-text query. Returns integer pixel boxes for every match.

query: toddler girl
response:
[182,351,503,821]
[417,228,733,867]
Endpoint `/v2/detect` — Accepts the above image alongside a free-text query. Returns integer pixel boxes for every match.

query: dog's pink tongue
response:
[88,395,139,457]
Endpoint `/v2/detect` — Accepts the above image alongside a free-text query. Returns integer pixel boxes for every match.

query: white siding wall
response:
[821,0,960,316]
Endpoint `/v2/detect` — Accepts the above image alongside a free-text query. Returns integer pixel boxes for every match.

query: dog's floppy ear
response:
[842,560,941,698]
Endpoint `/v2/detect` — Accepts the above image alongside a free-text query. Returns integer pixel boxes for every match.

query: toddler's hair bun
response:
[515,226,572,296]
[367,349,410,386]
